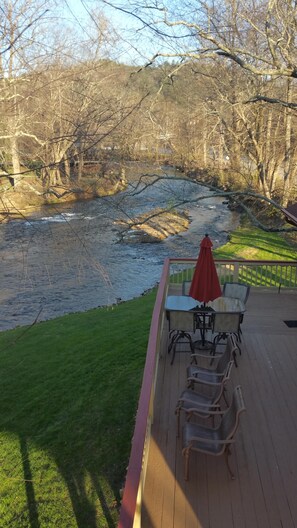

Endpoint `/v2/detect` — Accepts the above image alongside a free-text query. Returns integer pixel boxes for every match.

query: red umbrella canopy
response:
[189,234,222,303]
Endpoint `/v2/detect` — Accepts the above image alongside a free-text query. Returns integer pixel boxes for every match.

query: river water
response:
[0,169,239,331]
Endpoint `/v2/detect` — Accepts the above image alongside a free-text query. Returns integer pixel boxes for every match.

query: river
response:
[0,169,239,331]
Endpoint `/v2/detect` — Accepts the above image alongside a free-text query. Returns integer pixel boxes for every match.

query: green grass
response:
[0,225,296,527]
[0,292,156,528]
[213,226,297,261]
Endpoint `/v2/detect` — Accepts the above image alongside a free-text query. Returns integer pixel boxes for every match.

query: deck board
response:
[142,290,297,528]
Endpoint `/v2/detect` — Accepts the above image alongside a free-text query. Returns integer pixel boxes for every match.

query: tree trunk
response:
[282,79,293,207]
[77,150,84,182]
[10,135,21,182]
[63,155,71,181]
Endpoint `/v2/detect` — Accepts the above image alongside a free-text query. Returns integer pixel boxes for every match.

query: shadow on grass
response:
[0,297,154,528]
[223,230,295,260]
[16,409,120,528]
[10,365,125,528]
[59,467,114,528]
[20,435,40,528]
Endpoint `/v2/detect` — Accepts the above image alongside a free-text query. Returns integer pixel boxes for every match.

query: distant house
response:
[282,203,297,227]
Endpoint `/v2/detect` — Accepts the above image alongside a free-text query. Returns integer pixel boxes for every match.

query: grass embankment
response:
[0,226,296,527]
[0,292,156,528]
[214,226,297,261]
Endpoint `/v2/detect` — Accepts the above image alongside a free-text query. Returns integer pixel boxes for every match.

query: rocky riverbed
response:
[117,208,190,242]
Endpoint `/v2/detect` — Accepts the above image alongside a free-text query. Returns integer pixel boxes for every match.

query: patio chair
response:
[182,281,192,296]
[222,282,250,304]
[182,385,246,480]
[211,311,242,355]
[222,282,250,337]
[168,310,196,365]
[175,360,233,437]
[187,335,237,389]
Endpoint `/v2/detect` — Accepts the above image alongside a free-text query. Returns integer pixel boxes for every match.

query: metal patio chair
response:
[222,282,250,304]
[182,385,246,480]
[211,311,242,356]
[175,360,233,437]
[223,282,250,338]
[187,335,238,391]
[182,280,192,296]
[168,310,196,365]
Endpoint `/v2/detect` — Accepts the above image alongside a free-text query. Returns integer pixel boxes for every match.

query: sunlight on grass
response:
[213,227,297,261]
[0,291,156,527]
[0,429,120,526]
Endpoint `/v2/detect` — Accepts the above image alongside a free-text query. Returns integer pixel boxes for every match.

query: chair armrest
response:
[187,377,223,387]
[191,370,225,379]
[190,351,217,359]
[187,407,225,415]
[177,398,221,407]
[188,436,235,445]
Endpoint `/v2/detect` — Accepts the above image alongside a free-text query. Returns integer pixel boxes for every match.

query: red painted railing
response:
[118,258,170,528]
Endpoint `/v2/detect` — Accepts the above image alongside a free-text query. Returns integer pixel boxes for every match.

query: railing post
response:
[233,262,240,281]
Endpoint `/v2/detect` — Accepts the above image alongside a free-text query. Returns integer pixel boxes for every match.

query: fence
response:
[168,259,297,291]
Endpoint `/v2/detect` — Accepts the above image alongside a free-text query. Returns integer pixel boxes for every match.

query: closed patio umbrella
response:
[189,234,222,348]
[189,234,221,303]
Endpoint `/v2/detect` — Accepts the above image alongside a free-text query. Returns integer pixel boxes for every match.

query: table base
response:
[194,339,213,351]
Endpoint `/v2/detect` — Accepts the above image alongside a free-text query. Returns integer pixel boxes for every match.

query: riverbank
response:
[0,161,177,222]
[0,163,192,244]
[0,168,126,222]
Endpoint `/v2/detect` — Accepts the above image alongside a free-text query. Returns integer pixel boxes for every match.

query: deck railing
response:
[117,258,297,528]
[168,259,297,290]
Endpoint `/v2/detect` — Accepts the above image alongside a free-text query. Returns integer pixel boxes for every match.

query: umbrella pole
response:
[195,303,213,350]
[201,304,206,346]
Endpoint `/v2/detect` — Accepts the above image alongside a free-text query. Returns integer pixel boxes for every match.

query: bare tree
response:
[0,0,56,182]
[101,0,297,206]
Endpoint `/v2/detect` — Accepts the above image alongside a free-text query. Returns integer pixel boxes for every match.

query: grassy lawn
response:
[0,226,296,527]
[0,292,156,528]
[213,226,297,261]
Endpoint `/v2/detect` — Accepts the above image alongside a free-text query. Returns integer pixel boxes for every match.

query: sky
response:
[60,0,156,65]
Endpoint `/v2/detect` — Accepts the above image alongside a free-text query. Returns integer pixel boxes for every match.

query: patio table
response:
[165,295,245,349]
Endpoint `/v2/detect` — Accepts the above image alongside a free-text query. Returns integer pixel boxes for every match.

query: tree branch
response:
[245,95,297,110]
[0,9,49,56]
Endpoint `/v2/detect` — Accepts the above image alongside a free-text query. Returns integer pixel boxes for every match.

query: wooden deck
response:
[141,289,297,528]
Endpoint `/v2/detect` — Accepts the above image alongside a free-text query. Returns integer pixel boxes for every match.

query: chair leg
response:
[222,387,229,406]
[191,355,198,365]
[238,314,244,345]
[170,332,193,365]
[238,327,243,349]
[168,331,178,353]
[182,447,190,480]
[232,349,238,368]
[175,406,181,437]
[170,342,177,365]
[187,378,194,389]
[233,333,241,355]
[224,446,235,479]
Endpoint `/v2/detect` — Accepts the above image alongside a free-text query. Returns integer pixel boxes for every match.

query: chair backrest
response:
[223,282,250,304]
[216,335,235,372]
[182,281,192,296]
[220,359,234,384]
[212,311,241,334]
[168,310,196,332]
[220,385,246,440]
